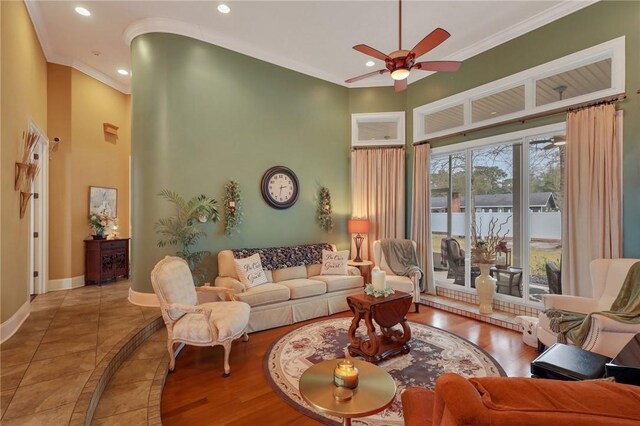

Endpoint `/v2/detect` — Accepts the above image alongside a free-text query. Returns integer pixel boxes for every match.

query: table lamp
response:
[348,218,370,263]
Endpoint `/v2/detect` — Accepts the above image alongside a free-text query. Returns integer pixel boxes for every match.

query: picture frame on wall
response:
[89,186,117,217]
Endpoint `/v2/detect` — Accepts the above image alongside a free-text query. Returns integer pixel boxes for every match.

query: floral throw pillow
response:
[234,253,268,289]
[320,250,349,275]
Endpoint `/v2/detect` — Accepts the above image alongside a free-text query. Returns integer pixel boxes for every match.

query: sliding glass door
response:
[430,124,564,306]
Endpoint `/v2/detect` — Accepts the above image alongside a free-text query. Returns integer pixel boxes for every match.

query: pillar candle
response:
[371,269,386,291]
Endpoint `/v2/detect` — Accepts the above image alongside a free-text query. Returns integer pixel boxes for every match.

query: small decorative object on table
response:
[224,180,242,236]
[316,186,333,232]
[471,216,510,314]
[365,268,395,297]
[334,359,359,389]
[89,210,115,240]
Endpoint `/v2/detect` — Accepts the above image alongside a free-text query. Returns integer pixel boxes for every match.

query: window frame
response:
[414,37,624,142]
[431,122,566,307]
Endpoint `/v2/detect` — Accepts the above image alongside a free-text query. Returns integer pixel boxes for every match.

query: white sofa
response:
[537,258,640,358]
[214,245,364,332]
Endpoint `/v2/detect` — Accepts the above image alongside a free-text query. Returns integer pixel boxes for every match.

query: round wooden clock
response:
[261,166,299,209]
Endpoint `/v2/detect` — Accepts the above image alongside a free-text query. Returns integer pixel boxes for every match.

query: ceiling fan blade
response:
[414,61,462,72]
[409,28,451,59]
[353,44,391,61]
[394,78,407,92]
[345,69,389,84]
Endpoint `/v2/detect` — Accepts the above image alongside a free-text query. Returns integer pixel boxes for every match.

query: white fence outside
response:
[431,212,561,240]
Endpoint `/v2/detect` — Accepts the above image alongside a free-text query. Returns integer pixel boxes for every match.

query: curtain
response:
[562,104,622,297]
[411,144,436,294]
[351,147,405,260]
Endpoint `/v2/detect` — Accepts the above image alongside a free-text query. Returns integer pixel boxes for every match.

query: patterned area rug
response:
[264,317,505,425]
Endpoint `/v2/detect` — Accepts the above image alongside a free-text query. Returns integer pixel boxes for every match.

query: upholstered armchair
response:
[537,258,640,358]
[372,240,422,312]
[151,256,251,376]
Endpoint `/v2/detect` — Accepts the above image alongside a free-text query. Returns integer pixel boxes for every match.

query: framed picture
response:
[89,186,117,217]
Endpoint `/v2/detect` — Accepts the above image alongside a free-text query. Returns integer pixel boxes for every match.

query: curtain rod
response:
[415,93,626,146]
[351,145,406,151]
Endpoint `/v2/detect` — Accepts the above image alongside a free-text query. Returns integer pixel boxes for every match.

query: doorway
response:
[28,120,49,296]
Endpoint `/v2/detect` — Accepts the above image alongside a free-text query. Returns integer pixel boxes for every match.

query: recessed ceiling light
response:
[75,7,91,16]
[217,4,231,14]
[117,69,129,76]
[490,111,497,115]
[365,61,375,67]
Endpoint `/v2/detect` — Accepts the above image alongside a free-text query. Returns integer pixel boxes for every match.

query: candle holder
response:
[334,359,359,389]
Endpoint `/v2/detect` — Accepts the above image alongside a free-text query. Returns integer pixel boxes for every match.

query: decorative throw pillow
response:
[234,253,268,289]
[320,250,349,275]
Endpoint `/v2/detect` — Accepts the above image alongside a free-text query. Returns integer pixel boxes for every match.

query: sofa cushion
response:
[235,283,290,307]
[234,253,268,289]
[306,263,322,277]
[320,249,349,275]
[401,387,435,426]
[385,275,414,294]
[310,275,363,292]
[278,279,326,300]
[272,265,307,282]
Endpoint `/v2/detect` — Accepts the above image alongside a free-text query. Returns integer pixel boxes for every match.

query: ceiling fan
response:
[531,135,567,150]
[345,0,462,92]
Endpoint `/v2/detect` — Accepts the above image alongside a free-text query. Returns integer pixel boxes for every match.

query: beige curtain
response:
[562,104,622,297]
[351,147,405,260]
[411,144,435,294]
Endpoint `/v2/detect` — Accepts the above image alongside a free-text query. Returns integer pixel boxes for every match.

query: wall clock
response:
[261,166,299,209]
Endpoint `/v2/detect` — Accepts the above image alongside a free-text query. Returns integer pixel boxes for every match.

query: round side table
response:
[299,358,396,426]
[347,259,373,284]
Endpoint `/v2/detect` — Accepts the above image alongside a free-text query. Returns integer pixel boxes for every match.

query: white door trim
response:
[27,119,49,295]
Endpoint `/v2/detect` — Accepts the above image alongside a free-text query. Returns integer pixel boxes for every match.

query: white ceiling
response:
[25,1,596,94]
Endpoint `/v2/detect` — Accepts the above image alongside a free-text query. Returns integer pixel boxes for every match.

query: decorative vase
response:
[475,263,496,314]
[92,230,105,240]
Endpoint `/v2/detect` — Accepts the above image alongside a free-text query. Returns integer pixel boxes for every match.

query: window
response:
[431,123,565,306]
[351,112,405,147]
[414,37,624,142]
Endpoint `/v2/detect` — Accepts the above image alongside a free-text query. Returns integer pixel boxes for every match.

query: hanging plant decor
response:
[317,186,333,232]
[224,180,243,236]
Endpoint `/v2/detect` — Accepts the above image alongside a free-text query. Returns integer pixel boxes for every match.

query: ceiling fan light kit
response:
[346,0,462,91]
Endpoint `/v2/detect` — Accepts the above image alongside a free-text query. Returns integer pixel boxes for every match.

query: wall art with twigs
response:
[15,131,41,218]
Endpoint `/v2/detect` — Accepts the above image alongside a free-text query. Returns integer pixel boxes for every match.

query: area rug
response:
[264,317,505,425]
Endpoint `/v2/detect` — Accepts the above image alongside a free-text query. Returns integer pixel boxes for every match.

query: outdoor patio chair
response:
[545,261,562,294]
[443,238,480,286]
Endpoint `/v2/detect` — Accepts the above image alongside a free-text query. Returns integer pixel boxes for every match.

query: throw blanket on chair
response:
[546,261,640,346]
[381,239,425,291]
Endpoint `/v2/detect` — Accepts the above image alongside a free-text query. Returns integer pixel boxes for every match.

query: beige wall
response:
[1,1,48,322]
[48,67,131,280]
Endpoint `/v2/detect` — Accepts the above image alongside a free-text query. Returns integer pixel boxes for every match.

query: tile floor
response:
[0,281,160,425]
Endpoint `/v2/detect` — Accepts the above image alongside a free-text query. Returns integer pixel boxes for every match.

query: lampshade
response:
[391,68,410,80]
[347,218,370,234]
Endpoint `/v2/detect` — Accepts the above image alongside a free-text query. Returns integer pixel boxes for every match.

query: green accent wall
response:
[132,1,640,295]
[406,1,640,258]
[131,33,350,293]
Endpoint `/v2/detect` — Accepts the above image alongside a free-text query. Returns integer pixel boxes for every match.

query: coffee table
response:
[347,291,412,364]
[299,358,396,426]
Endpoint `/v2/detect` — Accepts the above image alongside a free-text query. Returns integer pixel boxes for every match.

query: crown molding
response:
[123,17,343,87]
[26,0,598,93]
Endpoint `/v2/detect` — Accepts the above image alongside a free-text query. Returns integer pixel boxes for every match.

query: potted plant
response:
[154,189,220,284]
[88,210,115,239]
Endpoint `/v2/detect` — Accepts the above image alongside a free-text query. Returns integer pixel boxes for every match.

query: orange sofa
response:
[402,373,640,426]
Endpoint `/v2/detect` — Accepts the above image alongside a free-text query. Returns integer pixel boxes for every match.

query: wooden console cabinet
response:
[84,238,130,285]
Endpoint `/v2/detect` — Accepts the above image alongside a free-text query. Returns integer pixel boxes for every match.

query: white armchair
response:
[372,240,422,312]
[537,258,640,357]
[151,256,251,376]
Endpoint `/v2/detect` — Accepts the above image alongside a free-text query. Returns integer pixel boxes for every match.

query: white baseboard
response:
[128,287,160,307]
[48,275,85,291]
[1,300,31,343]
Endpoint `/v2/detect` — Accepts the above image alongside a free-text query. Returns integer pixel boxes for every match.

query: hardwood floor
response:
[161,308,539,425]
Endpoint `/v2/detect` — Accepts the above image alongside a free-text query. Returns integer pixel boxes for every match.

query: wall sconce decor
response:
[224,180,243,236]
[15,131,40,218]
[316,186,333,232]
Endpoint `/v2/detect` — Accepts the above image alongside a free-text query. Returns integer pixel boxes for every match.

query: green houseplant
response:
[154,189,220,284]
